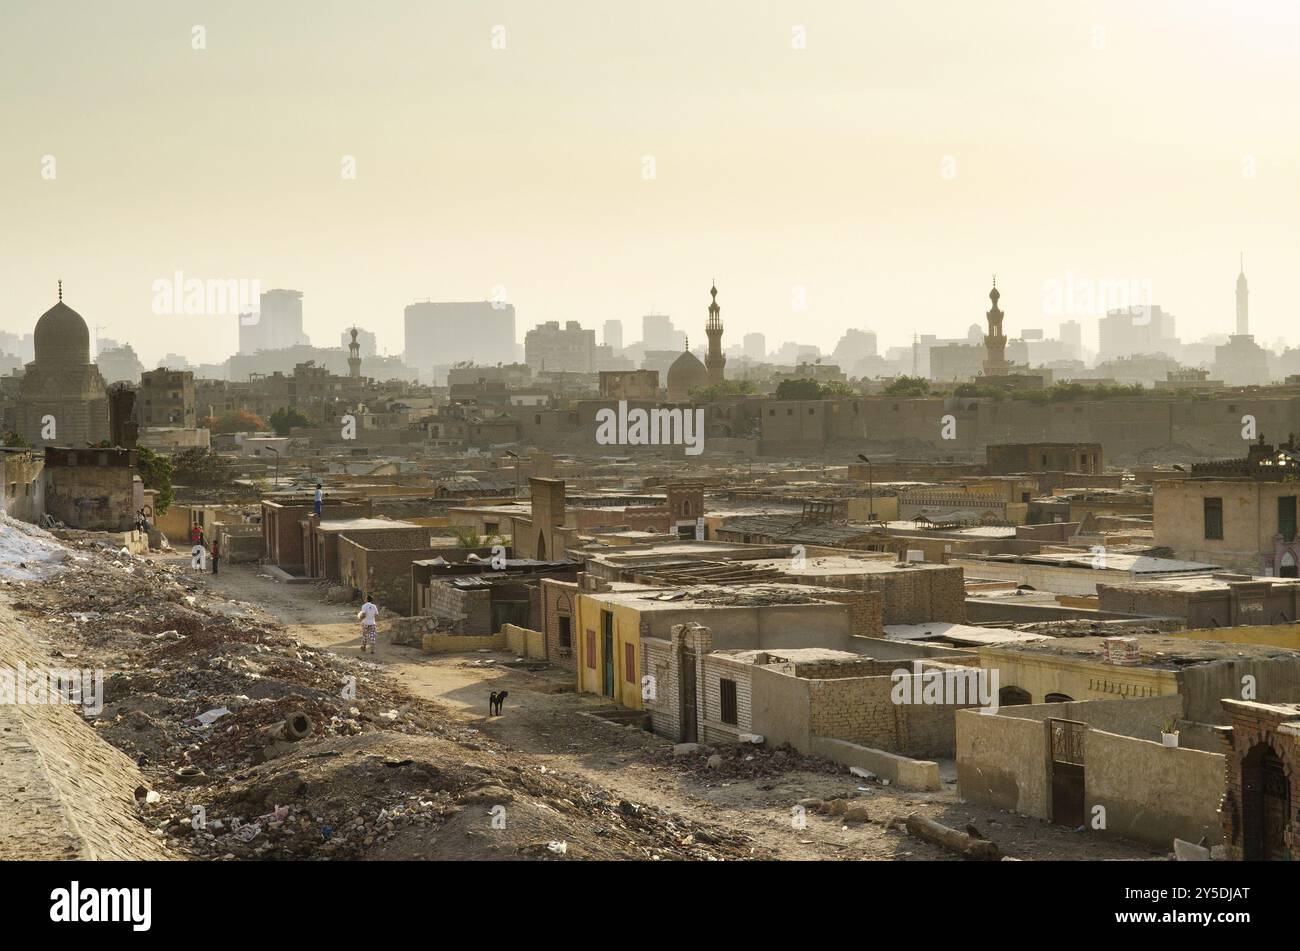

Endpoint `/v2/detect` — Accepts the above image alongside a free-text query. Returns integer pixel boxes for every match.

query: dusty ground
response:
[191,558,1164,862]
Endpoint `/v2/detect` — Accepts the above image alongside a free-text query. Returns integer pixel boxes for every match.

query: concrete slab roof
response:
[987,634,1300,668]
[317,517,419,531]
[955,551,1219,573]
[885,622,1049,646]
[586,582,847,610]
[710,647,865,665]
[745,554,948,575]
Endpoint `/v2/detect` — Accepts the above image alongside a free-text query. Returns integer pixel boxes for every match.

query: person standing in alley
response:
[358,594,379,653]
[314,482,323,517]
[210,538,220,576]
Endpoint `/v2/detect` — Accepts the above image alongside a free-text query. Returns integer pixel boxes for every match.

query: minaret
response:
[1236,254,1250,336]
[705,282,725,386]
[348,327,362,378]
[982,276,1008,376]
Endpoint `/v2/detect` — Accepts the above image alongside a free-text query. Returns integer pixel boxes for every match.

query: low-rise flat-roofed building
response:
[645,627,978,775]
[43,447,142,532]
[1155,459,1300,577]
[985,442,1104,475]
[571,583,871,710]
[578,539,966,625]
[951,550,1218,597]
[1098,574,1300,628]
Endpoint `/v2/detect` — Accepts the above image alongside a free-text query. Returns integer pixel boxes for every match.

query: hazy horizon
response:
[4,0,1299,367]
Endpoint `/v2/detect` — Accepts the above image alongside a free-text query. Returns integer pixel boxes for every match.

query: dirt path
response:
[187,559,1163,861]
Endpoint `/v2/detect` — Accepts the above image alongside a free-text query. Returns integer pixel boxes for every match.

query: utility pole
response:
[857,453,875,521]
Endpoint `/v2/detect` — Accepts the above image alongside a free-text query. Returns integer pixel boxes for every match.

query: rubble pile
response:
[1011,619,1169,639]
[8,540,769,861]
[642,742,842,781]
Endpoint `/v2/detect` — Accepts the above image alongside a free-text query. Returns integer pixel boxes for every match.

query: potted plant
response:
[1161,717,1180,748]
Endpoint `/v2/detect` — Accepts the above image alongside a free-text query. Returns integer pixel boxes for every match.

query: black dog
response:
[489,690,509,716]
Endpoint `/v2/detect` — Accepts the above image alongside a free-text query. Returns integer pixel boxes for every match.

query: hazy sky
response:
[3,0,1299,367]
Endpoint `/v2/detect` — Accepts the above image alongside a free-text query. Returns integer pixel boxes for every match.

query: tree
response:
[883,375,931,397]
[203,409,268,434]
[774,378,824,401]
[136,446,174,515]
[170,448,230,487]
[2,430,29,448]
[450,526,503,549]
[269,406,312,436]
[820,380,858,397]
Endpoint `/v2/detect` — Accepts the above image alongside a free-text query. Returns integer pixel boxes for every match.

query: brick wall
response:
[805,666,980,758]
[540,578,579,670]
[1220,701,1300,860]
[700,655,753,743]
[787,565,966,624]
[643,638,678,741]
[423,582,492,634]
[806,590,883,637]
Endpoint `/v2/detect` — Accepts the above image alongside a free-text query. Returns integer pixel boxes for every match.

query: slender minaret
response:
[982,276,1008,375]
[705,282,726,386]
[1236,254,1250,336]
[348,327,362,378]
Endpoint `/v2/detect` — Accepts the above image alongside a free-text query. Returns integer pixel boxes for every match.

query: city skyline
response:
[4,1,1299,365]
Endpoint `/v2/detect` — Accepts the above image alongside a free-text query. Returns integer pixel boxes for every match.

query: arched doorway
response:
[999,686,1031,706]
[1242,743,1290,860]
[536,530,547,559]
[1280,551,1298,579]
[1044,693,1074,703]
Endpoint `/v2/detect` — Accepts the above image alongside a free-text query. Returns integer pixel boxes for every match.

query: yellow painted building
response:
[978,643,1179,706]
[573,592,645,710]
[1172,623,1300,651]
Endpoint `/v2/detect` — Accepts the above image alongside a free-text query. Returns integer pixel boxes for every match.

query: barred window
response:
[720,678,738,725]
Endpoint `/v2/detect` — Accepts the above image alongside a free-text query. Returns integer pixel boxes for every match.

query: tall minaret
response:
[705,282,726,386]
[982,276,1008,376]
[348,327,362,378]
[1236,254,1250,336]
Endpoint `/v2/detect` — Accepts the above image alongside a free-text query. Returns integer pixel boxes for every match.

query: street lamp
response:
[857,453,875,521]
[504,449,520,499]
[264,446,280,488]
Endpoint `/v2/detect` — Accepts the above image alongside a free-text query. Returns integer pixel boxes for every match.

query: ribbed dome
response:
[34,301,91,366]
[666,349,708,400]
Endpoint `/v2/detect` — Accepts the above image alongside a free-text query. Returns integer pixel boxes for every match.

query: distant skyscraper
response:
[240,288,308,354]
[743,332,766,360]
[1236,255,1250,336]
[603,319,623,351]
[1059,319,1083,353]
[642,314,674,351]
[525,320,595,373]
[403,301,516,371]
[704,284,726,386]
[1098,306,1179,360]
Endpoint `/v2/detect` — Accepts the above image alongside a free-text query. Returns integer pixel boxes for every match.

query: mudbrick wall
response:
[786,566,966,625]
[0,603,173,859]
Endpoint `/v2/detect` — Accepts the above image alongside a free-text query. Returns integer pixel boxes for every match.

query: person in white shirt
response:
[358,595,380,653]
[314,483,324,517]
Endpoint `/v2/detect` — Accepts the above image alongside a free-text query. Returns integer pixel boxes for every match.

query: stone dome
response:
[666,349,708,401]
[34,300,91,366]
